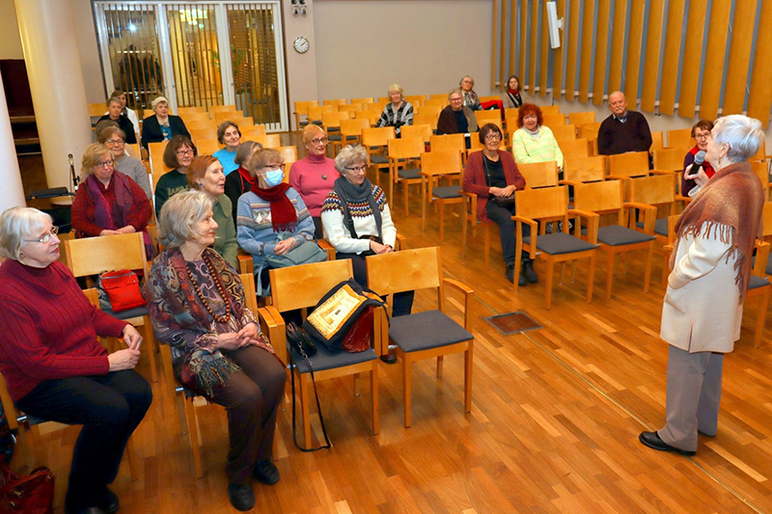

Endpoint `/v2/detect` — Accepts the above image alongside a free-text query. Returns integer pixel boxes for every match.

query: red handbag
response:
[97,269,147,313]
[340,305,374,353]
[0,459,55,514]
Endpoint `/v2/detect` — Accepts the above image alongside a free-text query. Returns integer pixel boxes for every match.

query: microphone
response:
[687,150,705,179]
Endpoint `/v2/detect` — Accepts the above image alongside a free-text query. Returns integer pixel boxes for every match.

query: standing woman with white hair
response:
[375,84,414,137]
[140,96,190,150]
[639,115,766,456]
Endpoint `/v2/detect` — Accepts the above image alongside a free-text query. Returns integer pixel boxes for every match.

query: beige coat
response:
[660,225,742,353]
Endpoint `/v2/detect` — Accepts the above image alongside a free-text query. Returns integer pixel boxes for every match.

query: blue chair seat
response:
[432,186,462,199]
[398,168,422,180]
[389,310,473,353]
[748,274,771,290]
[636,218,668,236]
[596,225,656,246]
[290,344,377,374]
[523,232,597,255]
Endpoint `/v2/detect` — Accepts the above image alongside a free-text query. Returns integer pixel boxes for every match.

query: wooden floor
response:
[14,147,772,513]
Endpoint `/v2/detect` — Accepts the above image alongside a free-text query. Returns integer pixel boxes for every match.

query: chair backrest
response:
[322,111,352,130]
[254,134,282,149]
[628,174,676,207]
[424,98,448,107]
[214,111,243,125]
[430,134,465,154]
[401,123,432,144]
[650,131,665,153]
[148,141,171,176]
[551,124,577,141]
[415,105,442,118]
[518,160,559,189]
[366,247,443,301]
[762,202,772,238]
[515,185,570,220]
[209,105,238,117]
[428,93,449,102]
[413,113,439,131]
[181,112,212,125]
[420,150,462,177]
[404,95,426,106]
[579,122,601,140]
[230,116,254,128]
[197,138,221,156]
[269,259,353,314]
[89,102,106,117]
[340,118,370,138]
[388,136,424,160]
[469,135,503,153]
[542,113,567,129]
[573,179,625,218]
[64,232,148,278]
[653,148,689,172]
[323,99,347,107]
[751,161,769,192]
[608,151,650,178]
[294,100,318,116]
[278,145,298,165]
[568,111,595,127]
[361,127,396,148]
[241,125,267,139]
[355,110,381,126]
[175,104,205,115]
[338,104,362,113]
[667,128,693,150]
[557,138,590,159]
[563,155,606,183]
[189,126,218,143]
[474,110,501,127]
[351,97,374,105]
[751,141,767,163]
[308,104,334,123]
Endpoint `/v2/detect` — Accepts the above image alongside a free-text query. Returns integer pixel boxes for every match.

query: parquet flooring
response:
[14,150,772,513]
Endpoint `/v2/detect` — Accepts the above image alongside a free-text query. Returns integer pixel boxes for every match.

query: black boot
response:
[505,262,516,283]
[522,259,538,284]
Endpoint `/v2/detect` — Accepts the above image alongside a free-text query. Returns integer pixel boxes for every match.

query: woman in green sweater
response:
[511,104,563,170]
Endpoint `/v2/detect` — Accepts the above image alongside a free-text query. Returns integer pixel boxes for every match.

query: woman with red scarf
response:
[235,148,316,295]
[224,140,263,224]
[501,75,523,110]
[71,143,154,257]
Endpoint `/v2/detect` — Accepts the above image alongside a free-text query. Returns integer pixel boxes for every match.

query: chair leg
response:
[142,316,158,383]
[353,372,360,397]
[300,374,312,449]
[464,343,473,413]
[643,243,654,293]
[421,181,427,232]
[436,356,444,378]
[605,251,616,300]
[484,224,490,270]
[513,257,523,293]
[371,363,379,436]
[182,397,203,479]
[461,208,468,257]
[586,253,596,304]
[404,181,410,218]
[545,261,555,309]
[439,202,445,241]
[403,355,412,428]
[17,425,33,468]
[126,435,140,481]
[754,290,770,348]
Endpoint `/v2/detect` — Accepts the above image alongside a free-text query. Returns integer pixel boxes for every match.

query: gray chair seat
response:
[101,304,148,320]
[432,186,462,199]
[370,155,388,164]
[312,120,323,126]
[389,310,473,353]
[748,274,771,290]
[636,218,668,236]
[398,168,422,180]
[290,344,377,374]
[327,134,342,142]
[523,232,597,255]
[596,225,656,246]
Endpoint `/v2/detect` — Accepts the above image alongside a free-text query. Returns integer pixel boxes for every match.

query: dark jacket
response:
[97,114,137,144]
[141,115,190,149]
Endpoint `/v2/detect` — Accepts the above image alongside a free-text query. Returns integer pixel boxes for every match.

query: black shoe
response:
[522,260,538,284]
[518,270,527,286]
[228,483,256,511]
[98,488,119,514]
[505,262,516,283]
[638,431,695,456]
[380,352,398,364]
[253,460,280,485]
[66,508,106,514]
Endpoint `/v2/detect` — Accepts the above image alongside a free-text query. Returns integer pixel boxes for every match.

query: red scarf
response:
[508,88,520,95]
[249,181,297,232]
[236,166,254,191]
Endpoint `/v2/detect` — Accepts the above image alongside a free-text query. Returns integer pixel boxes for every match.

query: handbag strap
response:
[290,346,331,452]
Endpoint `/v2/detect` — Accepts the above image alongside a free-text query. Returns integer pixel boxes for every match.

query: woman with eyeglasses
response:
[463,123,535,286]
[289,125,340,238]
[236,148,315,295]
[0,206,152,514]
[97,125,152,200]
[154,135,197,217]
[511,103,563,170]
[681,120,716,197]
[71,143,154,254]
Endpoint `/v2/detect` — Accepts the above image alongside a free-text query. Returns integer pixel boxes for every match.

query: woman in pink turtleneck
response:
[289,124,340,238]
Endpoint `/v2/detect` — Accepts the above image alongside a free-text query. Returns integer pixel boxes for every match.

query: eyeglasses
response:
[485,134,502,141]
[346,165,368,174]
[264,163,286,171]
[24,226,59,244]
[311,137,328,145]
[95,159,114,169]
[694,133,709,140]
[176,148,194,156]
[450,97,463,102]
[104,139,125,146]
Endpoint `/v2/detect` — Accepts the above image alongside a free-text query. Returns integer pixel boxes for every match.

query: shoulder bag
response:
[97,269,147,313]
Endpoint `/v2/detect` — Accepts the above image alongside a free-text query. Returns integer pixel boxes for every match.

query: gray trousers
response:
[657,345,724,452]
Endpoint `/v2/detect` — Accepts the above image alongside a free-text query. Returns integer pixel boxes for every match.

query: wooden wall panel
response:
[578,1,595,103]
[747,0,772,126]
[529,0,539,93]
[624,0,646,104]
[640,0,665,113]
[658,0,686,115]
[677,0,708,118]
[499,0,507,90]
[607,0,628,95]
[519,0,528,91]
[540,1,550,98]
[592,0,611,106]
[491,0,499,91]
[698,0,732,120]
[722,0,758,115]
[564,0,581,101]
[509,0,517,83]
[552,0,566,100]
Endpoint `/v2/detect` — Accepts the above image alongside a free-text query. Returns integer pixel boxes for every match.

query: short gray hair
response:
[158,191,214,248]
[334,145,368,174]
[235,140,261,167]
[0,207,52,261]
[712,115,764,163]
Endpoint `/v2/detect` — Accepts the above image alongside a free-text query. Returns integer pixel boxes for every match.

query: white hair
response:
[158,191,214,248]
[712,115,764,163]
[0,207,52,261]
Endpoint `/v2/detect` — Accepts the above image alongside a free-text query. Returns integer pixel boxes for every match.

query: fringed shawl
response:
[672,161,764,301]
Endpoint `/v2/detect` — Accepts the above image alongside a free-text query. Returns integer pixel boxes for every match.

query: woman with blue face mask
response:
[236,148,315,295]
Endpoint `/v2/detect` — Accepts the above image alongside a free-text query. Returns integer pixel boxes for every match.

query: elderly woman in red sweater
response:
[0,207,152,514]
[72,143,155,256]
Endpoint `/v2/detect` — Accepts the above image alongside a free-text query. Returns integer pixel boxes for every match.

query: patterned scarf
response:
[672,161,764,301]
[250,181,297,232]
[332,176,382,240]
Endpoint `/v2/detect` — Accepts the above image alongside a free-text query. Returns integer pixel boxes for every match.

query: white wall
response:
[0,0,22,59]
[313,0,492,101]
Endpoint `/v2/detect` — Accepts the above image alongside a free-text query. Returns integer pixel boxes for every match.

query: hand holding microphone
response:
[684,150,709,187]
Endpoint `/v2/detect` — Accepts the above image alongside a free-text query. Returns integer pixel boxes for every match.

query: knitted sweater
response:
[0,260,126,401]
[511,126,564,168]
[320,184,397,254]
[213,194,239,270]
[288,153,340,217]
[375,102,414,136]
[597,110,652,155]
[213,147,238,176]
[71,171,152,237]
[114,154,152,200]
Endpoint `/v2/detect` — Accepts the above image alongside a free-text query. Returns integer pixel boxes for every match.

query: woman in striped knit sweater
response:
[510,103,564,170]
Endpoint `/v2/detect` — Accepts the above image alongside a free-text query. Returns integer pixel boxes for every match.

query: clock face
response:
[293,36,309,54]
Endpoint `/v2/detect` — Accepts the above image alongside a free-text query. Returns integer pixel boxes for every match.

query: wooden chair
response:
[355,110,380,127]
[518,160,559,189]
[64,233,159,383]
[413,113,439,132]
[0,288,140,479]
[337,104,362,114]
[424,97,448,107]
[607,151,674,199]
[323,99,347,107]
[751,141,767,164]
[745,241,771,348]
[551,124,577,141]
[404,95,426,107]
[351,97,374,105]
[213,111,243,125]
[387,136,425,216]
[293,100,319,130]
[180,112,212,125]
[568,111,595,127]
[148,141,172,195]
[562,155,607,184]
[307,104,334,126]
[430,134,466,156]
[474,110,501,129]
[339,118,370,148]
[366,246,474,427]
[278,146,298,168]
[752,162,771,200]
[361,127,395,182]
[253,134,282,149]
[573,180,657,299]
[428,93,450,102]
[209,105,238,118]
[579,122,601,154]
[241,124,267,140]
[88,102,106,118]
[322,111,353,154]
[557,138,590,160]
[420,150,464,240]
[178,106,206,115]
[415,105,442,119]
[230,116,254,128]
[540,105,560,115]
[542,113,567,129]
[261,259,379,449]
[196,138,220,156]
[628,174,678,250]
[666,128,693,150]
[401,124,432,145]
[512,186,599,309]
[189,126,217,144]
[653,147,690,195]
[650,131,666,153]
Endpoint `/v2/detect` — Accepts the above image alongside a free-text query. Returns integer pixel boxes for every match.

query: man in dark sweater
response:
[597,91,652,155]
